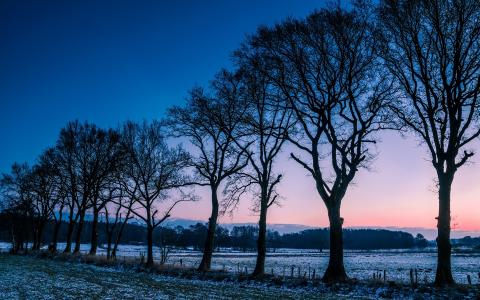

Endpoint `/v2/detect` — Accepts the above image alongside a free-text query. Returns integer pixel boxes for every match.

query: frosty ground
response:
[1,254,479,299]
[4,242,476,285]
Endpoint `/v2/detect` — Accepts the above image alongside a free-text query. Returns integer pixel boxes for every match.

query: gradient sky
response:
[1,0,479,232]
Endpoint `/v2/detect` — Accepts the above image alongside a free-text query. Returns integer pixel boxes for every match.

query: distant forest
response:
[0,214,428,251]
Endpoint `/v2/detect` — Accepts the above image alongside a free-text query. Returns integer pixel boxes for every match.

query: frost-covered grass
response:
[0,254,343,299]
[0,254,478,299]
[2,241,478,284]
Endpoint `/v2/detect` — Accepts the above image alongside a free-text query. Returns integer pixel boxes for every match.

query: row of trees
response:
[0,121,196,265]
[1,0,479,286]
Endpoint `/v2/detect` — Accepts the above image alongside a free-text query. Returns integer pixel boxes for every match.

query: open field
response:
[0,254,479,299]
[0,254,336,299]
[5,242,476,285]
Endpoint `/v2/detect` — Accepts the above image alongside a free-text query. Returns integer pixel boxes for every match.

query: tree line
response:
[1,0,479,286]
[0,214,428,251]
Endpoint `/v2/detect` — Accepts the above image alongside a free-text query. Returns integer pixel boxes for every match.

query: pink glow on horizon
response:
[173,132,480,232]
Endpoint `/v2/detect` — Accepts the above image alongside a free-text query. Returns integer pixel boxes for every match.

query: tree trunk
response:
[146,224,154,266]
[51,222,60,252]
[434,173,455,286]
[64,205,75,253]
[73,210,85,254]
[89,207,99,255]
[112,218,128,259]
[64,219,75,253]
[252,198,267,277]
[106,232,113,259]
[111,245,118,260]
[52,218,63,253]
[32,224,38,251]
[198,187,219,271]
[35,222,45,251]
[322,203,347,283]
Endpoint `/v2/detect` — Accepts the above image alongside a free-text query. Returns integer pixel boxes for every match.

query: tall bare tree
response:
[50,182,66,252]
[87,128,123,255]
[223,63,292,277]
[46,147,69,253]
[55,121,117,254]
[101,173,134,260]
[29,148,60,250]
[56,121,81,253]
[248,3,390,282]
[378,0,480,286]
[120,120,194,266]
[103,189,134,260]
[167,71,249,271]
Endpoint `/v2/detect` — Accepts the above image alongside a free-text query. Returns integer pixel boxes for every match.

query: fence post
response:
[383,270,386,283]
[409,269,414,287]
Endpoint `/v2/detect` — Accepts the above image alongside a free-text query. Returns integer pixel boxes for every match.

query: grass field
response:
[0,254,478,299]
[0,254,349,299]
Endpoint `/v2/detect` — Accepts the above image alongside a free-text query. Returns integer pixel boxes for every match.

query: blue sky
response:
[0,0,321,173]
[1,1,479,232]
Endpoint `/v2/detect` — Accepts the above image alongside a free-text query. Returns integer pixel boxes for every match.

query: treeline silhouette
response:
[1,0,480,286]
[0,213,428,250]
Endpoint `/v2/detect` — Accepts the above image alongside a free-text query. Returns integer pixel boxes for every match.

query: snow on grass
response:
[106,245,480,284]
[0,254,342,299]
[26,243,480,285]
[0,254,478,299]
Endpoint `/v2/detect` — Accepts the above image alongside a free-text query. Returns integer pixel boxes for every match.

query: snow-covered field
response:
[1,242,478,284]
[0,254,478,299]
[0,254,334,299]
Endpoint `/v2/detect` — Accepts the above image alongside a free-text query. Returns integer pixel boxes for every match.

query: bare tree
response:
[378,0,480,286]
[50,162,68,253]
[60,122,117,254]
[223,63,292,277]
[29,148,60,250]
[167,71,249,271]
[0,163,34,253]
[248,3,390,282]
[50,189,66,252]
[102,181,133,260]
[87,128,123,255]
[110,198,134,260]
[55,121,118,254]
[120,120,194,266]
[55,121,81,253]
